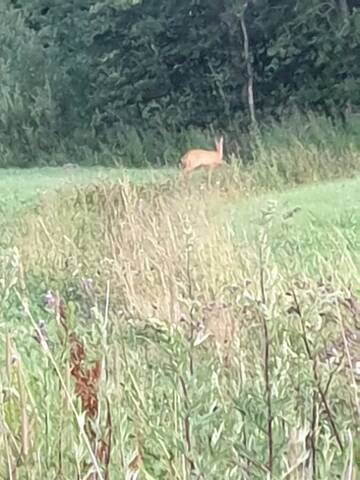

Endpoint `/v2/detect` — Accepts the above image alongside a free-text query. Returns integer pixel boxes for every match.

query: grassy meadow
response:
[0,167,176,220]
[1,120,360,479]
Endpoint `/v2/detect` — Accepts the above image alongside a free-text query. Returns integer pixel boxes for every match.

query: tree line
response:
[1,0,360,166]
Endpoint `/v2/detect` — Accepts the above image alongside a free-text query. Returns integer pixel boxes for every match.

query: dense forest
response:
[1,0,360,166]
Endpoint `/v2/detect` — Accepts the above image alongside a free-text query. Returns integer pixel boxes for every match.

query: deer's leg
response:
[182,168,194,192]
[184,168,193,181]
[207,166,214,190]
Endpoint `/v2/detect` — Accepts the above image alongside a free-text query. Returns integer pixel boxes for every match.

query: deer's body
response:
[181,136,224,177]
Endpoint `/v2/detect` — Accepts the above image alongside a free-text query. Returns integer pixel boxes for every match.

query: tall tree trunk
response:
[338,0,352,124]
[339,0,350,18]
[240,2,256,126]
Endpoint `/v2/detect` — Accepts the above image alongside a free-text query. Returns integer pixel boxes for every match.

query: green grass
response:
[235,176,360,231]
[225,176,360,275]
[3,165,360,230]
[1,166,360,479]
[0,166,176,218]
[3,165,360,276]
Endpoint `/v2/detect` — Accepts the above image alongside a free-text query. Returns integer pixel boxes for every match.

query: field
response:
[2,0,360,476]
[0,168,175,219]
[1,165,360,479]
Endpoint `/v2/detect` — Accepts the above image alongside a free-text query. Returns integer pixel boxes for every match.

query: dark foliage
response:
[1,0,360,166]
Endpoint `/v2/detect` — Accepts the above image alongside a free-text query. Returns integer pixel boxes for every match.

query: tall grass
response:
[2,110,360,181]
[234,112,360,189]
[1,178,359,478]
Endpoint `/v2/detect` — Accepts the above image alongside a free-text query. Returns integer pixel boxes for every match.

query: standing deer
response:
[180,135,224,188]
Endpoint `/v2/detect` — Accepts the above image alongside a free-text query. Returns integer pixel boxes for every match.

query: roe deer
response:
[180,135,224,187]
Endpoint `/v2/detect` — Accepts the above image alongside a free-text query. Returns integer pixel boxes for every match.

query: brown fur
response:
[181,136,224,176]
